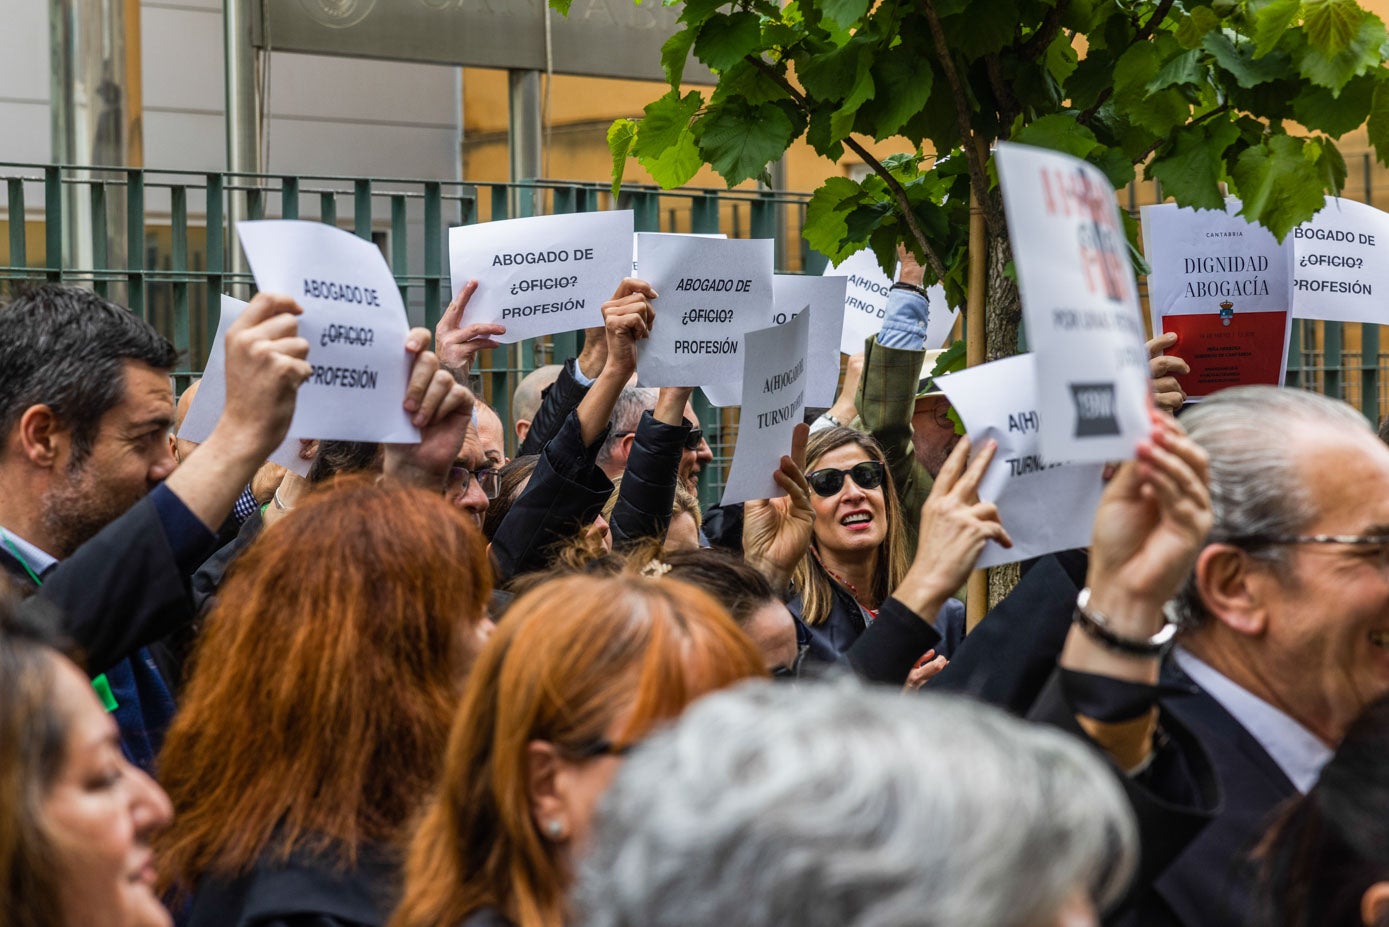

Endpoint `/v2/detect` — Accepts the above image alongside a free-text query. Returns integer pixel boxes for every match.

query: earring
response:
[545,820,564,839]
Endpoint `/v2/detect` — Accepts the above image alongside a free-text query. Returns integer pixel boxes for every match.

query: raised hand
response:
[1086,410,1212,618]
[1147,332,1190,414]
[221,292,313,457]
[894,436,1012,614]
[436,280,506,381]
[601,278,658,381]
[387,328,477,489]
[743,423,813,592]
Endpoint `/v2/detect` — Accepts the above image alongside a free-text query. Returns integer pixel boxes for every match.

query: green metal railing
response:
[0,163,819,508]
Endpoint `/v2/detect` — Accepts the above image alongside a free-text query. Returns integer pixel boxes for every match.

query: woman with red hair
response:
[155,476,493,927]
[389,572,766,927]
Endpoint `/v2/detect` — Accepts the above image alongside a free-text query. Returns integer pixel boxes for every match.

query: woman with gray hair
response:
[572,681,1137,927]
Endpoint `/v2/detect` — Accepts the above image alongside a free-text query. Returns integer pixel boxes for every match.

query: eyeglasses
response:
[611,428,705,452]
[1229,533,1389,568]
[806,460,887,497]
[446,465,500,500]
[771,643,810,680]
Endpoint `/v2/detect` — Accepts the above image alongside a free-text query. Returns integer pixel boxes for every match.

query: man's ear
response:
[618,432,637,460]
[16,405,66,469]
[526,740,571,843]
[1194,544,1269,637]
[1361,881,1389,927]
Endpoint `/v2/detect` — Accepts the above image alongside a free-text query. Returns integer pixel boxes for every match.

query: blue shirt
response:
[876,287,932,351]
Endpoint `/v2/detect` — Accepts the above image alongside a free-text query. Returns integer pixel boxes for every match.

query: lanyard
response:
[1,530,119,712]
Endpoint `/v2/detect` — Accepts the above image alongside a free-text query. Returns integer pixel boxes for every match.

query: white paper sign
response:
[1291,196,1389,323]
[633,232,725,276]
[1141,200,1293,399]
[823,248,958,355]
[179,295,314,477]
[237,220,419,443]
[702,274,846,408]
[719,308,811,506]
[823,248,893,354]
[448,210,634,343]
[937,354,1105,567]
[994,142,1150,463]
[634,234,775,387]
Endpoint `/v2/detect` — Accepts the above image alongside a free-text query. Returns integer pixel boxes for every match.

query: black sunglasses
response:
[612,428,705,451]
[806,460,886,497]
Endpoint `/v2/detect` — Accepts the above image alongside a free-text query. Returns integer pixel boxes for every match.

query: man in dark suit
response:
[0,285,472,771]
[1035,385,1389,926]
[0,285,315,769]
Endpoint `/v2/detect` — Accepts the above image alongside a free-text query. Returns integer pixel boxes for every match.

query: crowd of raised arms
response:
[2,257,1389,927]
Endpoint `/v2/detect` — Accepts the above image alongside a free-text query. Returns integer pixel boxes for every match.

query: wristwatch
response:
[1072,587,1178,658]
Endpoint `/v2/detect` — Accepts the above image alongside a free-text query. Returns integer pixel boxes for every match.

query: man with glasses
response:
[1098,385,1389,926]
[445,421,498,528]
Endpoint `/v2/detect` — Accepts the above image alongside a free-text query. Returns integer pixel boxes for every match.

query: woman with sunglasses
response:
[388,572,765,927]
[788,425,1000,664]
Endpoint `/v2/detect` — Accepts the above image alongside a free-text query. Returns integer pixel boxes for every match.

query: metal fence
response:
[0,163,820,508]
[2,159,1386,509]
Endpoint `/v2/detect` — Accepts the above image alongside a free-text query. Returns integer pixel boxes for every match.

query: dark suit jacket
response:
[1145,660,1298,926]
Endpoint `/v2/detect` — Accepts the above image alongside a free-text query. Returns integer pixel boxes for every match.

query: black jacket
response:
[185,842,398,927]
[609,410,690,550]
[517,358,589,458]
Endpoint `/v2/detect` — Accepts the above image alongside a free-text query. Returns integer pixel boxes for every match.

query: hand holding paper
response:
[893,437,1011,616]
[220,293,313,457]
[384,378,477,492]
[743,423,813,592]
[1147,333,1190,413]
[1084,410,1212,621]
[600,277,658,382]
[436,280,505,381]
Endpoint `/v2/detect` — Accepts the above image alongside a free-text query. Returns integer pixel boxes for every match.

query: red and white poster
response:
[1141,200,1293,399]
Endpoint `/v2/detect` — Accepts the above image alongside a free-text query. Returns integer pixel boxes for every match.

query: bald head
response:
[173,378,202,462]
[512,364,563,446]
[475,399,506,468]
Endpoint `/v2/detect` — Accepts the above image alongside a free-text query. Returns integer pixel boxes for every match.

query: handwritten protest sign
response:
[1290,196,1389,323]
[702,274,845,408]
[237,220,419,443]
[937,353,1105,567]
[823,248,958,355]
[633,231,725,276]
[995,142,1150,463]
[1142,201,1292,399]
[179,295,315,476]
[449,210,634,343]
[719,308,810,506]
[633,234,774,387]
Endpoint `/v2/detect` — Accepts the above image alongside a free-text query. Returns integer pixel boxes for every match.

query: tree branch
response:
[1017,0,1071,61]
[1135,0,1175,41]
[984,55,1019,131]
[745,55,951,282]
[919,0,1005,234]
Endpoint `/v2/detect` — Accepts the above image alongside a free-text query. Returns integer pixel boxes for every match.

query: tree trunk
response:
[983,204,1024,608]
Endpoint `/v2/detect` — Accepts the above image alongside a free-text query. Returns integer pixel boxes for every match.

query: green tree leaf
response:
[1303,0,1364,54]
[1231,134,1334,239]
[1290,72,1376,136]
[1147,119,1240,210]
[1148,48,1206,91]
[821,0,871,31]
[661,27,697,88]
[1367,75,1389,165]
[677,0,730,28]
[633,91,705,188]
[1177,6,1222,49]
[862,45,933,140]
[694,12,763,71]
[1203,32,1289,88]
[607,119,638,197]
[1115,43,1191,133]
[1251,0,1303,57]
[1297,14,1386,93]
[694,100,798,186]
[804,175,866,260]
[1012,113,1101,158]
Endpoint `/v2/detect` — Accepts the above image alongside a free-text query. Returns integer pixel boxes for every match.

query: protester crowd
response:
[3,257,1389,927]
